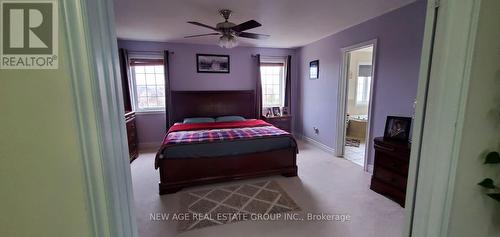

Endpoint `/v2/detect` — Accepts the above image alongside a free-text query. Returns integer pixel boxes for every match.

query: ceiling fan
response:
[185,9,269,48]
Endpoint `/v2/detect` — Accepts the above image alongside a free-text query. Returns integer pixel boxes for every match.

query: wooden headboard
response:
[169,90,256,125]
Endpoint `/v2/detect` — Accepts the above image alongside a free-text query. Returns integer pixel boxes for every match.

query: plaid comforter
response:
[154,120,297,169]
[164,125,289,145]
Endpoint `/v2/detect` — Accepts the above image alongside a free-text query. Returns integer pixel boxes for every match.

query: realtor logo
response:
[1,1,58,69]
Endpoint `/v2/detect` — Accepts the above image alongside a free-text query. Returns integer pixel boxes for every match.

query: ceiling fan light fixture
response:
[218,35,238,48]
[186,9,267,48]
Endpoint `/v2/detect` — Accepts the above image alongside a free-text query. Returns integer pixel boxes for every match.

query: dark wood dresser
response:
[261,115,292,133]
[125,111,138,162]
[370,137,411,206]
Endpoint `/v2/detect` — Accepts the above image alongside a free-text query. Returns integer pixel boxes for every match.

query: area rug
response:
[346,137,361,147]
[177,180,301,232]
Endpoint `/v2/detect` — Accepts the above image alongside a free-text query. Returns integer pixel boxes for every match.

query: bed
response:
[155,90,298,194]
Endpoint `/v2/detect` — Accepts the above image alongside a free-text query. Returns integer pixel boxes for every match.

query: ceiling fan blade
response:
[238,32,269,39]
[231,20,262,32]
[187,21,218,31]
[184,33,220,38]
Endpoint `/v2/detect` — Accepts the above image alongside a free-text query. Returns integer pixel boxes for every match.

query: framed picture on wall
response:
[309,60,319,79]
[383,116,412,141]
[196,54,230,73]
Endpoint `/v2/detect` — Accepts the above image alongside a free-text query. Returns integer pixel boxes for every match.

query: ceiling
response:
[114,0,416,48]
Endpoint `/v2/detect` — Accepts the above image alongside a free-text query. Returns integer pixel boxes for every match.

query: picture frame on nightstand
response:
[282,107,288,115]
[272,107,281,116]
[266,108,273,117]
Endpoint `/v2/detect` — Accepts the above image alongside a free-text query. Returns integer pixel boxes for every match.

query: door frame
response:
[404,0,482,236]
[335,39,378,172]
[61,0,137,236]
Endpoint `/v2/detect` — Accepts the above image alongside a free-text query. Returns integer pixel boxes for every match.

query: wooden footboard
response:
[158,148,297,195]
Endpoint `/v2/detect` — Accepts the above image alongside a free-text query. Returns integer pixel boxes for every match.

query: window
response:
[129,58,165,112]
[260,61,285,107]
[355,64,372,105]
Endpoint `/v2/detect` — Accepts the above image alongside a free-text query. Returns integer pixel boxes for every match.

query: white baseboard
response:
[138,142,160,151]
[366,164,374,174]
[299,135,335,154]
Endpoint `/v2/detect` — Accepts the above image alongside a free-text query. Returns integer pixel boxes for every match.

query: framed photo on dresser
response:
[383,116,412,141]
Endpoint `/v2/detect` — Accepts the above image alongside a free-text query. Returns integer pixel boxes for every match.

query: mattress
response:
[160,136,294,159]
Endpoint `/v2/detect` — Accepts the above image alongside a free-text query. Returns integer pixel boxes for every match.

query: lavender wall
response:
[297,1,426,165]
[117,40,297,147]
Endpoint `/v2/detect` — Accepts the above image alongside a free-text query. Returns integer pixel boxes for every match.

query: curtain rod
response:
[128,50,174,54]
[251,54,289,58]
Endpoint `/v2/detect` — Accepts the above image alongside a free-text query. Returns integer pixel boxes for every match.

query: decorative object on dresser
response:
[261,115,292,133]
[125,112,138,162]
[383,116,412,141]
[370,137,411,206]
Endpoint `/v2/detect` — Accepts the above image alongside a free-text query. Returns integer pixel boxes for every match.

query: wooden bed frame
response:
[158,90,298,195]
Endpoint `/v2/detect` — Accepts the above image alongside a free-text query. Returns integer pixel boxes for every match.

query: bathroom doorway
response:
[335,40,376,171]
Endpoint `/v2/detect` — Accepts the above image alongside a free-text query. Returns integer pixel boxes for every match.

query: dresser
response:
[261,115,292,133]
[125,111,139,163]
[370,137,411,206]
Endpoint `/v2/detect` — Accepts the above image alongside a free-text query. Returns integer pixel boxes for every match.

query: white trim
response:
[335,39,378,173]
[135,111,166,115]
[61,0,137,236]
[300,135,335,154]
[402,1,438,236]
[405,0,482,236]
[129,65,167,113]
[60,1,109,235]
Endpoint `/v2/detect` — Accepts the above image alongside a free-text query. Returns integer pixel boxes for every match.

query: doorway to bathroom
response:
[335,40,376,171]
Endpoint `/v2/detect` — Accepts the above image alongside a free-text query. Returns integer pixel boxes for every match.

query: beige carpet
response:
[178,180,301,231]
[131,139,405,237]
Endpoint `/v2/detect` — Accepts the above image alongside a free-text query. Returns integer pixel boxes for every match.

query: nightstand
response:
[261,115,292,133]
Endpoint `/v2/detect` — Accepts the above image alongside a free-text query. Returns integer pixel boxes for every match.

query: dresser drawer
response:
[273,121,290,131]
[370,178,406,206]
[124,112,138,162]
[126,120,136,131]
[127,129,137,142]
[374,151,409,175]
[373,167,407,190]
[374,140,410,158]
[262,116,292,133]
[128,139,137,151]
